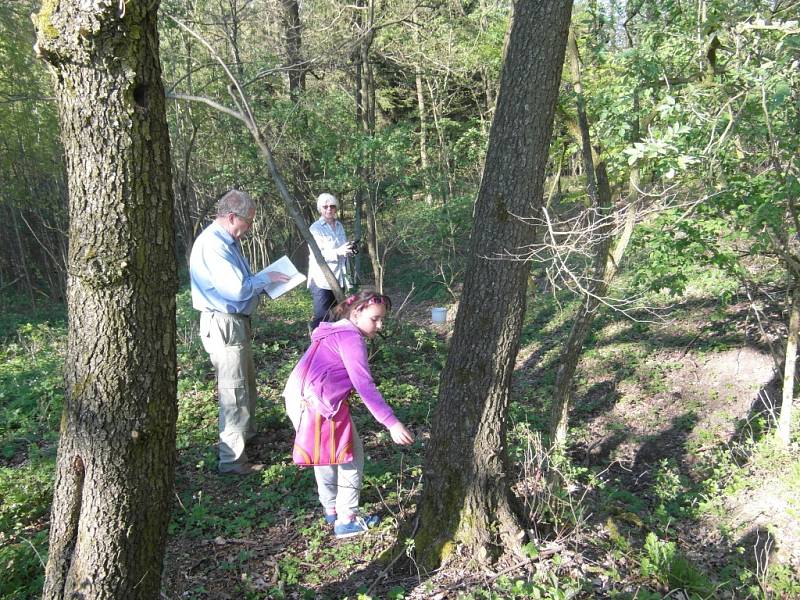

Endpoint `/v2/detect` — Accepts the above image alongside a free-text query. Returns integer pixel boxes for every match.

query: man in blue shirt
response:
[190,190,289,475]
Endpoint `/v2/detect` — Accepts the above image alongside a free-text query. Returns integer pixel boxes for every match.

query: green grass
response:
[0,322,64,461]
[4,257,800,598]
[639,532,716,597]
[0,296,64,600]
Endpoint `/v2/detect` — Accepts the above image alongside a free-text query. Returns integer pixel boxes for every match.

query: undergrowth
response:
[2,272,800,599]
[0,294,64,600]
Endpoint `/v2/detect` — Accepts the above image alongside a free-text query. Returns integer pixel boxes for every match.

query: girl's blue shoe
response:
[333,514,380,538]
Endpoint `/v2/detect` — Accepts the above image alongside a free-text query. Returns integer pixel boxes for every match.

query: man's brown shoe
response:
[219,462,264,475]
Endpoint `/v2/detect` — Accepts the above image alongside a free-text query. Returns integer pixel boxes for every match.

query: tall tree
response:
[352,0,384,289]
[410,0,574,568]
[165,13,347,299]
[32,0,178,598]
[547,27,639,446]
[278,0,316,272]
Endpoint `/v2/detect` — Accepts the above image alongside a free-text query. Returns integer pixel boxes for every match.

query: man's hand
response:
[266,271,291,283]
[388,422,415,445]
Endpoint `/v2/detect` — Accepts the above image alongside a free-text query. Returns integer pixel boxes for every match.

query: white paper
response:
[257,255,306,299]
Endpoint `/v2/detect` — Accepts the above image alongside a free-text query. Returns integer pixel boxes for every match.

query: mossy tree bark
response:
[32,1,178,598]
[410,0,574,569]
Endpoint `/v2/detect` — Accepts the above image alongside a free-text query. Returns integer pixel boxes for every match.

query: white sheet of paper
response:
[257,255,306,299]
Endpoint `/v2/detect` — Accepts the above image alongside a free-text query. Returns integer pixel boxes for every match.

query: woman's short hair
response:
[316,192,338,212]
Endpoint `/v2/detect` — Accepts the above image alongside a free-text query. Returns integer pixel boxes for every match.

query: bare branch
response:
[165,92,245,123]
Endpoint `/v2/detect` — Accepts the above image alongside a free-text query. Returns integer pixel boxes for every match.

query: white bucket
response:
[431,307,447,323]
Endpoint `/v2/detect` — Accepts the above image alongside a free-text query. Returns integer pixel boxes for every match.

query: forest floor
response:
[158,287,800,600]
[3,283,799,599]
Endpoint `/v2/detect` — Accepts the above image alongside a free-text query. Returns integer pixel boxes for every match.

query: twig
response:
[391,284,416,322]
[0,276,22,291]
[21,536,46,568]
[206,537,261,546]
[680,334,701,357]
[487,544,564,582]
[365,514,420,597]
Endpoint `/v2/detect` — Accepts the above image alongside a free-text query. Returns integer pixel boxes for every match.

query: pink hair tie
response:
[345,295,358,306]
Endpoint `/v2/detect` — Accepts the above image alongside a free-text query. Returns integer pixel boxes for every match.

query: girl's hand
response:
[388,422,414,445]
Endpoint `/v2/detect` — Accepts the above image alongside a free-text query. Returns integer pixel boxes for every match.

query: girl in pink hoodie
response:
[283,290,414,538]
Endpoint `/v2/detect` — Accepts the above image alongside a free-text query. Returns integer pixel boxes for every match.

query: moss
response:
[117,6,145,69]
[494,192,508,222]
[71,373,92,399]
[32,0,61,41]
[413,476,468,569]
[439,539,456,561]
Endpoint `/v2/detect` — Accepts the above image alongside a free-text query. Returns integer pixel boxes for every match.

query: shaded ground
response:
[160,293,799,599]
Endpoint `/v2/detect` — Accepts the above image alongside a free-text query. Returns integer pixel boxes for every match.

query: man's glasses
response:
[322,205,338,210]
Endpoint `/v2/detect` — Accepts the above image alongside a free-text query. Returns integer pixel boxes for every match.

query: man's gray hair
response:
[216,189,255,218]
[316,192,338,212]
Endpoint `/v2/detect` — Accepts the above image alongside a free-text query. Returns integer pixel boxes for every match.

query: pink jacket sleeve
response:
[336,332,399,429]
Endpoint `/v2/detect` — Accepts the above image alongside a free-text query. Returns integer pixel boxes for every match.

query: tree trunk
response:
[365,186,384,291]
[352,12,365,286]
[222,0,247,81]
[427,78,453,203]
[361,2,379,285]
[281,0,306,102]
[174,119,199,266]
[549,169,638,445]
[549,28,622,446]
[548,25,644,445]
[279,0,315,272]
[778,281,799,446]
[169,20,202,266]
[9,204,37,307]
[352,0,384,288]
[33,1,178,598]
[412,22,433,205]
[410,0,574,569]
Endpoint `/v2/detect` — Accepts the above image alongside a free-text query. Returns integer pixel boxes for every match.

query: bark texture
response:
[412,0,574,569]
[33,1,178,598]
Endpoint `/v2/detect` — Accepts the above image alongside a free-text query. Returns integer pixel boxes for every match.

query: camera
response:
[347,239,361,255]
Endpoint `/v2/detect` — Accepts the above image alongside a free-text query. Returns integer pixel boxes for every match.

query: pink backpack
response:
[292,340,354,466]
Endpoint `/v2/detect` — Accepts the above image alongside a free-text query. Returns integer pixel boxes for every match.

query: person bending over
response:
[283,290,414,537]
